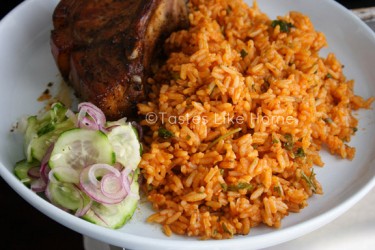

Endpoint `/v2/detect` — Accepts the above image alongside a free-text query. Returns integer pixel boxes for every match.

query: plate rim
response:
[0,0,374,249]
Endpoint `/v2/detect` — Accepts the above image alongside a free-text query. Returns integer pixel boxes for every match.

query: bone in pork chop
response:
[51,0,188,120]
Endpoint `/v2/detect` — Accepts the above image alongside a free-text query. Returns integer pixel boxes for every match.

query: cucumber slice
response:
[24,116,38,162]
[37,103,69,134]
[107,124,141,170]
[47,182,90,211]
[49,129,115,182]
[131,126,143,155]
[14,159,40,185]
[30,119,75,162]
[24,103,75,162]
[83,170,139,229]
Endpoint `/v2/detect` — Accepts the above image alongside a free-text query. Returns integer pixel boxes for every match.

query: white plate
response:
[0,0,374,249]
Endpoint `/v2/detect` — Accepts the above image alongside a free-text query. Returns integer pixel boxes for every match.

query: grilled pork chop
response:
[51,0,188,120]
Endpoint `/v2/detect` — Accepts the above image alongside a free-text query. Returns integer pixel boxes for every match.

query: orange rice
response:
[137,0,374,239]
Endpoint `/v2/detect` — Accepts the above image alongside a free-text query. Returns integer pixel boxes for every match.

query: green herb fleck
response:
[240,49,248,59]
[352,127,358,133]
[273,185,282,195]
[238,182,253,190]
[301,170,317,193]
[158,127,174,139]
[220,169,225,175]
[36,103,68,137]
[37,123,55,137]
[326,73,333,79]
[323,117,333,124]
[283,133,294,151]
[186,135,191,140]
[272,139,279,144]
[171,72,180,80]
[271,20,295,33]
[295,147,305,158]
[227,182,253,191]
[208,128,242,149]
[220,183,228,191]
[222,223,233,236]
[252,144,259,149]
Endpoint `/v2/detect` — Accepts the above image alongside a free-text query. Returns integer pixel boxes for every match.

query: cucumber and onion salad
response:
[14,102,142,229]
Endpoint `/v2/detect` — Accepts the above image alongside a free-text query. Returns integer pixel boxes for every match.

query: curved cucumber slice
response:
[47,182,90,211]
[30,119,75,162]
[24,116,38,162]
[49,129,115,182]
[107,124,141,170]
[24,103,74,162]
[14,159,40,185]
[83,170,139,229]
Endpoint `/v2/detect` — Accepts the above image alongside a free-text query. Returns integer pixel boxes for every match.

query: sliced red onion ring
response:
[77,115,99,131]
[101,174,127,200]
[28,167,41,179]
[31,178,47,193]
[80,164,126,204]
[45,183,52,201]
[78,102,106,124]
[77,102,107,132]
[40,144,54,183]
[75,198,92,217]
[101,174,123,193]
[80,116,100,130]
[88,164,121,187]
[80,181,124,204]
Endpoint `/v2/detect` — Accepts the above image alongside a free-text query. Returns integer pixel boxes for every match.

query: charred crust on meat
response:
[51,0,189,120]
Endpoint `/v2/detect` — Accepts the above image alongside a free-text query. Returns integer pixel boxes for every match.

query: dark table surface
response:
[1,1,374,250]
